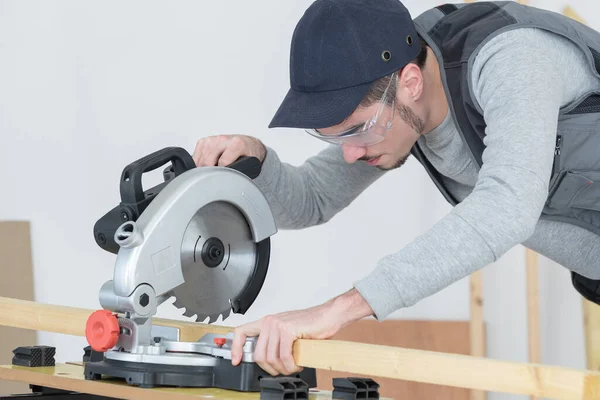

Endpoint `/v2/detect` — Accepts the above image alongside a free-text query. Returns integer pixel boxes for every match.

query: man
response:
[193,0,600,376]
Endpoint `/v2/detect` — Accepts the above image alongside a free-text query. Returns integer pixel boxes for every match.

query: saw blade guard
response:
[110,166,276,298]
[96,148,277,320]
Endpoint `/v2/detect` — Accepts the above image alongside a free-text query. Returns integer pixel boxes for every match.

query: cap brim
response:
[268,81,372,129]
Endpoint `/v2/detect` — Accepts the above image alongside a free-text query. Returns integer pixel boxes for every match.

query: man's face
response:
[318,99,424,171]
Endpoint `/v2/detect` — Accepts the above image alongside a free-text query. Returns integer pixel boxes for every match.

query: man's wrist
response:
[326,288,374,328]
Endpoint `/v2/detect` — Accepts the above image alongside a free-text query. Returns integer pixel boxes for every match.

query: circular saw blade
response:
[172,201,257,323]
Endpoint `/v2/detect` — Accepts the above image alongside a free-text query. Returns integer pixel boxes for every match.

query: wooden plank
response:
[526,248,541,400]
[470,270,486,400]
[0,296,231,342]
[0,363,372,400]
[316,319,470,399]
[0,221,37,396]
[3,296,600,398]
[583,300,600,371]
[295,339,600,399]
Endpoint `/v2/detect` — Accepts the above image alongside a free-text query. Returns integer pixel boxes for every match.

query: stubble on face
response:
[360,103,425,171]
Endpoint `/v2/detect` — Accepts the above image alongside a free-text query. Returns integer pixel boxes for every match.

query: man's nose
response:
[341,144,367,163]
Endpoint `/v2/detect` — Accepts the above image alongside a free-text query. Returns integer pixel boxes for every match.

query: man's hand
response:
[193,134,267,167]
[230,288,374,376]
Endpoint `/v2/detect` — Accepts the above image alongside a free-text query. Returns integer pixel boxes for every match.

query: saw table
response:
[0,363,367,400]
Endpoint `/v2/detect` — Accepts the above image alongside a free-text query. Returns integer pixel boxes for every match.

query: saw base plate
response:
[83,357,317,392]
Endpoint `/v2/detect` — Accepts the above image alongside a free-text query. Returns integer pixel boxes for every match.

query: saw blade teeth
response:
[221,308,231,320]
[172,298,185,310]
[198,315,211,324]
[182,308,197,320]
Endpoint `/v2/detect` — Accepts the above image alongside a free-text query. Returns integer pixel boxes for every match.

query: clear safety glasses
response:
[305,72,398,147]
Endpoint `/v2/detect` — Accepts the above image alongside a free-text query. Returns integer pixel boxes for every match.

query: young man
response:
[193,1,600,376]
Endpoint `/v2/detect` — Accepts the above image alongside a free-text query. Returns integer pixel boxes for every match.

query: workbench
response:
[0,362,361,400]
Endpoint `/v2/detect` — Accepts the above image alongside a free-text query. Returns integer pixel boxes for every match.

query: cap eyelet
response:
[381,50,392,62]
[406,35,413,45]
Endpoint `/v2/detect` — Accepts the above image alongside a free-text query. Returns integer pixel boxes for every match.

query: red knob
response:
[213,337,227,347]
[85,310,120,352]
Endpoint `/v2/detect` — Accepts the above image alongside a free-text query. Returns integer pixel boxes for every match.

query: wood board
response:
[526,248,541,400]
[470,270,486,400]
[0,221,36,396]
[2,297,600,398]
[315,319,471,399]
[0,363,392,400]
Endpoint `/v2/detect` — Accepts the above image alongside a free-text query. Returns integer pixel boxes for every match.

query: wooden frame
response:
[527,248,542,400]
[470,270,486,400]
[1,296,600,399]
[0,221,37,396]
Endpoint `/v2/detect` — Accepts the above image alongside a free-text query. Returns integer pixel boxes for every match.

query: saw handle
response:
[226,155,262,179]
[94,148,262,254]
[120,146,196,205]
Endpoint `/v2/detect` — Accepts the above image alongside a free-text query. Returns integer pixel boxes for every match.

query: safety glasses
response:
[305,72,397,147]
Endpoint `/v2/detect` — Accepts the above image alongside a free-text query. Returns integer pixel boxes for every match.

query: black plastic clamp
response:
[260,376,309,400]
[82,345,104,363]
[332,377,380,399]
[12,346,56,367]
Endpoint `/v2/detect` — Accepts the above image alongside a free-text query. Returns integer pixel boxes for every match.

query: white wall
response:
[0,1,594,399]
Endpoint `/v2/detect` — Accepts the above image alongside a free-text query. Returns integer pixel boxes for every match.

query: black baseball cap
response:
[269,0,421,130]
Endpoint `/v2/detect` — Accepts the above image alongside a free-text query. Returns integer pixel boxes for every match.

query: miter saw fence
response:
[84,147,317,391]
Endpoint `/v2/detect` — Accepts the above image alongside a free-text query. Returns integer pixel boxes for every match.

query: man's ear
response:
[399,64,423,101]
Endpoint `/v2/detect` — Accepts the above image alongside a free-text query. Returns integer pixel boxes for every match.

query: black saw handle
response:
[162,153,261,182]
[120,146,196,206]
[93,146,262,254]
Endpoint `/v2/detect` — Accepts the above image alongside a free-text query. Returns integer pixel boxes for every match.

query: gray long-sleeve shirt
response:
[252,27,600,320]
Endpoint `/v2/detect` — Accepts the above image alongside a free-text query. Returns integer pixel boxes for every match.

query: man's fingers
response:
[266,325,288,375]
[230,329,247,366]
[279,328,301,374]
[252,323,267,364]
[193,135,265,167]
[194,136,229,166]
[216,136,248,166]
[257,360,279,377]
[217,149,242,167]
[231,321,261,366]
[192,139,205,166]
[197,146,225,167]
[253,325,279,376]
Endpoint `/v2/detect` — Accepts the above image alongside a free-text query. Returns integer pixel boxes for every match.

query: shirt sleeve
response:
[354,28,564,320]
[253,143,386,230]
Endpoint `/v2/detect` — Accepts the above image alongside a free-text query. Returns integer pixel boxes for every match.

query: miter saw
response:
[82,147,317,391]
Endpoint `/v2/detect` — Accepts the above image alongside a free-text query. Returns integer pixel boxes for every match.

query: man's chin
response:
[375,154,409,171]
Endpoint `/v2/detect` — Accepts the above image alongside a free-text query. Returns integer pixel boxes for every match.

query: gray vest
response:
[411,2,600,237]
